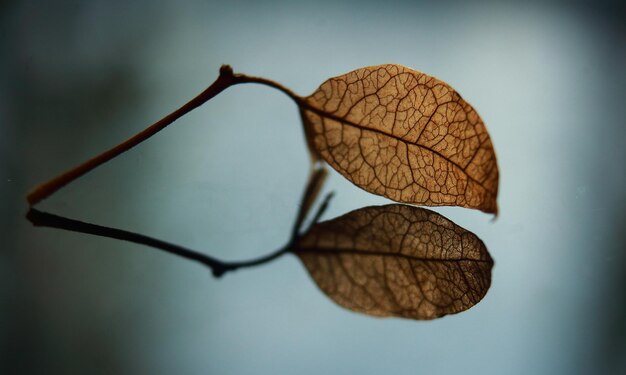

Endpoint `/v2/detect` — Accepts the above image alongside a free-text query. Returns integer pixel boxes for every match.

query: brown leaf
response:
[301,64,499,214]
[294,204,493,320]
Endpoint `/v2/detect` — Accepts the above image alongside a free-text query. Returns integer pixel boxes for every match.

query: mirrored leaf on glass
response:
[294,204,493,320]
[301,64,499,214]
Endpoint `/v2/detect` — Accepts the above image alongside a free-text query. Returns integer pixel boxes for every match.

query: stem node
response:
[219,64,234,77]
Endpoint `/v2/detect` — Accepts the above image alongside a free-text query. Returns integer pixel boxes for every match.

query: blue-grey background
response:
[2,0,625,374]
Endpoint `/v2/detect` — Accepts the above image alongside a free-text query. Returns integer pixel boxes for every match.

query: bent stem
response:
[27,65,305,206]
[26,209,290,278]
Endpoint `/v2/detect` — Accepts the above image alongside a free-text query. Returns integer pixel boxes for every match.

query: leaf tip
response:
[490,202,499,220]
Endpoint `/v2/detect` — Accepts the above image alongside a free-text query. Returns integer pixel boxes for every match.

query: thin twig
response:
[26,209,288,277]
[25,65,338,277]
[301,191,335,236]
[27,65,305,206]
[290,165,328,240]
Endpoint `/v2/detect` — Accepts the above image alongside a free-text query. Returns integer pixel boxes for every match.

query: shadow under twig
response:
[26,166,332,277]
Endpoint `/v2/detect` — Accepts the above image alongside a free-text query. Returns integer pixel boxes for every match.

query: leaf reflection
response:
[294,204,493,320]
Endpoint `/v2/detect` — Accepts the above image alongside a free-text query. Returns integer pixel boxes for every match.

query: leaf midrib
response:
[294,246,492,264]
[299,101,494,195]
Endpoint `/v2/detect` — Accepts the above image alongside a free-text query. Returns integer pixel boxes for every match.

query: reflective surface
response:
[2,0,625,374]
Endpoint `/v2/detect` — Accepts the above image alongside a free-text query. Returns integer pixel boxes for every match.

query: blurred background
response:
[1,0,625,374]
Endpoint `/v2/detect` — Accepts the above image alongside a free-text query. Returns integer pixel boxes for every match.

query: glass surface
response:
[2,1,625,374]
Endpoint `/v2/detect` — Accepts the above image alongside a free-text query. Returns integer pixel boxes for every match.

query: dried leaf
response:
[294,204,493,320]
[301,64,499,214]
